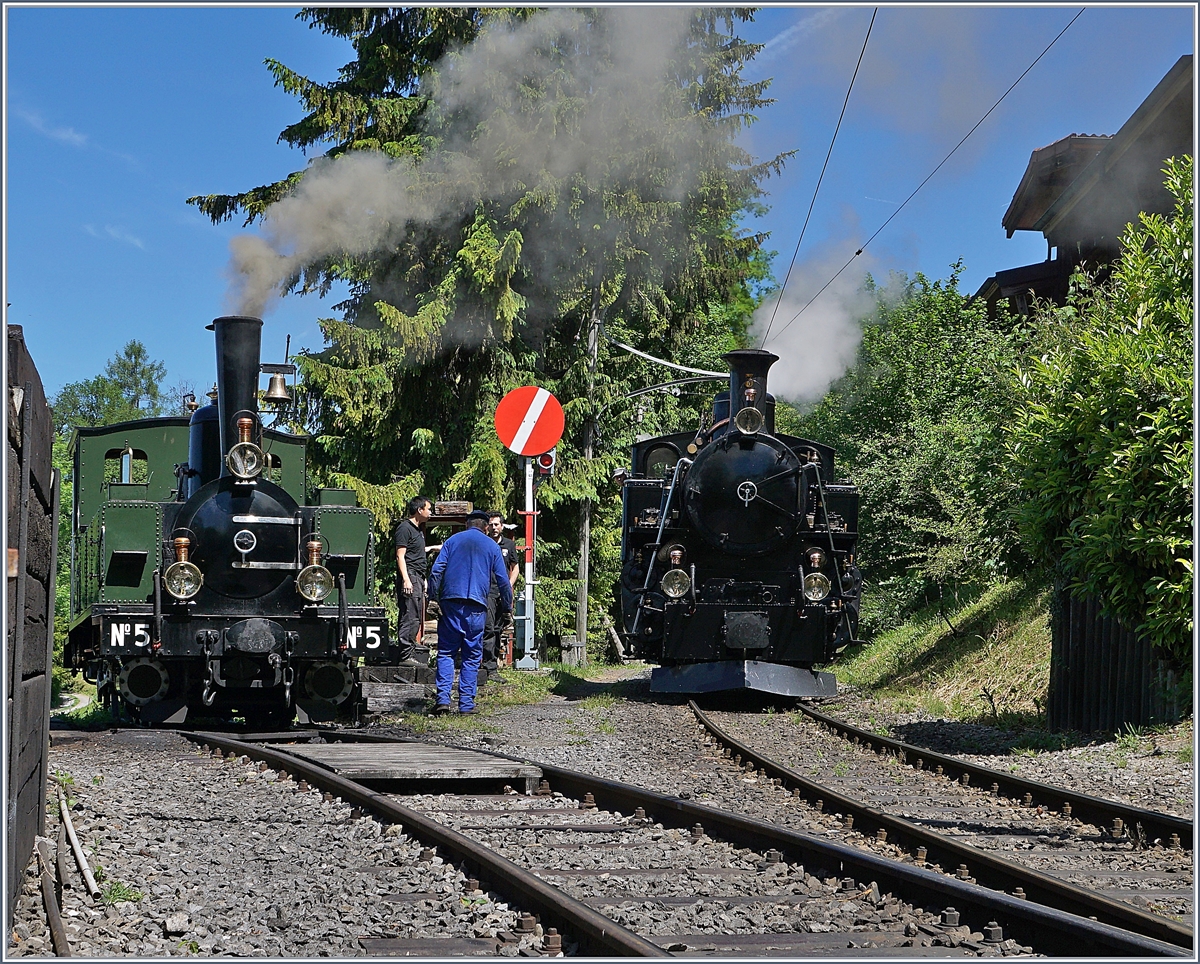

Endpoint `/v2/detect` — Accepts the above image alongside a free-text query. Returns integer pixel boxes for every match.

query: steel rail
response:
[314,730,1187,957]
[180,731,667,958]
[688,702,1193,950]
[796,701,1193,849]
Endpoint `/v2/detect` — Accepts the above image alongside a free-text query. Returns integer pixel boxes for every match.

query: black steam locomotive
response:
[617,349,861,696]
[65,316,391,726]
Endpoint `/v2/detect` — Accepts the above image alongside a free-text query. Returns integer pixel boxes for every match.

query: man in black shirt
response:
[394,495,432,663]
[483,511,520,678]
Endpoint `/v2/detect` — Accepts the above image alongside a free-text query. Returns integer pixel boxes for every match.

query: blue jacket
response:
[428,527,514,613]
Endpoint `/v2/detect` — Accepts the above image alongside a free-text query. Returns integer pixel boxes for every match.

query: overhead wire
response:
[764,7,1086,346]
[759,7,877,349]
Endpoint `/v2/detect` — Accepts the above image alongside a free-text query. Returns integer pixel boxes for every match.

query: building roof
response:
[1002,135,1111,237]
[1032,54,1192,248]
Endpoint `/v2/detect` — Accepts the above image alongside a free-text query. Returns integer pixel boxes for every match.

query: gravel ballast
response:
[11,729,536,957]
[12,670,1192,956]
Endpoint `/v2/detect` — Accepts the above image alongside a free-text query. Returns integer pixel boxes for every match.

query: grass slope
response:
[834,579,1053,727]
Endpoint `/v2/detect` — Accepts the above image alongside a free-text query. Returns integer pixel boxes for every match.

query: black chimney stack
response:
[721,349,778,434]
[210,316,263,473]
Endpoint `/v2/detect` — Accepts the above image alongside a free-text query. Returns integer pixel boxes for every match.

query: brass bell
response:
[264,372,291,405]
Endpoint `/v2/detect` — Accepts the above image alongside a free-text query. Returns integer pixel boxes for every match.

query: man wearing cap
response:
[427,510,513,714]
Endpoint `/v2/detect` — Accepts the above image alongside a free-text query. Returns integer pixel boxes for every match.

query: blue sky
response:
[5,5,1194,400]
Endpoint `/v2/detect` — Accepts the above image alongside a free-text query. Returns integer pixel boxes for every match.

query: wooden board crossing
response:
[282,742,542,793]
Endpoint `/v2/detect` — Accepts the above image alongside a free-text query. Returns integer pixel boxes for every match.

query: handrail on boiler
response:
[630,457,692,635]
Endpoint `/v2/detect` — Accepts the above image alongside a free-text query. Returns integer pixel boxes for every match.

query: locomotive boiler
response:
[617,349,861,696]
[65,316,391,726]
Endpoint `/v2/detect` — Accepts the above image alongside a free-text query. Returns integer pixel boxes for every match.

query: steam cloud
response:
[225,8,698,317]
[751,241,879,403]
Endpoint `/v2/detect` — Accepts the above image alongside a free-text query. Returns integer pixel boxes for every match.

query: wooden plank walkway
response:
[283,742,542,793]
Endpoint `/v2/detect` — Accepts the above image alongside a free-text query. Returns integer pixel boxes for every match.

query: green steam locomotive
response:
[64,316,392,726]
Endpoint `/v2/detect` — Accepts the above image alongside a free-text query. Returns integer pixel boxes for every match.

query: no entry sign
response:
[494,386,564,456]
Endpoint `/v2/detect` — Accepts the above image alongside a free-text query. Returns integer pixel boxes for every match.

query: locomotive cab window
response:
[103,448,149,484]
[263,452,283,483]
[643,444,680,479]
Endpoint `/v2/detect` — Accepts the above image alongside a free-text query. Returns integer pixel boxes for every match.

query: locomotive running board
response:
[649,660,837,697]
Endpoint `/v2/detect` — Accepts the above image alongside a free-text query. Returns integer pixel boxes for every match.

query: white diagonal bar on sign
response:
[510,388,550,455]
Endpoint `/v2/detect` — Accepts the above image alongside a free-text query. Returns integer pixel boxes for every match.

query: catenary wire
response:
[764,7,1086,347]
[759,7,877,349]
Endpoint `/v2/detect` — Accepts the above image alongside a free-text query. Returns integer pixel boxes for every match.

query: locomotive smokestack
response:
[209,316,263,471]
[722,349,779,434]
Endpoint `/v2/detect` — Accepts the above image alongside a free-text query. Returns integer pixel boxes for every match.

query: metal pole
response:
[516,457,539,669]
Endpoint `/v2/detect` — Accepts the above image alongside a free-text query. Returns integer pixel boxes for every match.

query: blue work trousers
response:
[435,599,487,711]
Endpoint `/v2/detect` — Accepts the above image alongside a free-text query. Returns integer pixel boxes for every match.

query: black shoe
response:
[431,704,452,716]
[459,707,479,716]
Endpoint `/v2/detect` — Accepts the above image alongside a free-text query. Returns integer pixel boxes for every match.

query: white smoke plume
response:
[751,241,878,403]
[225,8,697,317]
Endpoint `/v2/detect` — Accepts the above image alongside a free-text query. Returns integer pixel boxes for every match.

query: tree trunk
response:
[575,285,601,659]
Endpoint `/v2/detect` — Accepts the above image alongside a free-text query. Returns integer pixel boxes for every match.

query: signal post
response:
[494,387,564,669]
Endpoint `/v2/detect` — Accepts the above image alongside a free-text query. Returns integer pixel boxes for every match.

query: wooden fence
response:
[1048,586,1187,733]
[6,326,58,936]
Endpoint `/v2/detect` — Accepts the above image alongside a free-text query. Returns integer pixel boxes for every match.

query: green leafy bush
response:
[796,265,1021,618]
[1007,157,1193,663]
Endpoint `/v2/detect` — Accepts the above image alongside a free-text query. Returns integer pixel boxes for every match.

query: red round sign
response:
[494,386,564,456]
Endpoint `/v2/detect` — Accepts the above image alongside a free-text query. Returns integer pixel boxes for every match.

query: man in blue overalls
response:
[427,510,513,714]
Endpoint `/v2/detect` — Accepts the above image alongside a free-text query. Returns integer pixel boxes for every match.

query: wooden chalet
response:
[976,54,1193,318]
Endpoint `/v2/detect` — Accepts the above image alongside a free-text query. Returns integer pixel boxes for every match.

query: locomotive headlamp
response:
[803,572,832,602]
[297,565,334,603]
[806,548,827,570]
[661,568,691,599]
[296,539,333,603]
[164,536,202,600]
[734,406,764,435]
[227,417,265,480]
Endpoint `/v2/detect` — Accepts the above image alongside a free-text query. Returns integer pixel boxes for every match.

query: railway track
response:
[687,703,1193,948]
[190,728,1187,957]
[794,702,1193,850]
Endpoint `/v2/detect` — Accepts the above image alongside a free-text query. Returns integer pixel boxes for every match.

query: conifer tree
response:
[189,8,783,647]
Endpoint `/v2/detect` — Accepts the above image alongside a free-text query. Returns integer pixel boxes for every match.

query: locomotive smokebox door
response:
[725,611,770,650]
[225,618,285,654]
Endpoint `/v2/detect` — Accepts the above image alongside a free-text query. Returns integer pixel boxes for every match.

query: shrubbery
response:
[794,266,1020,631]
[1006,156,1193,664]
[794,158,1192,668]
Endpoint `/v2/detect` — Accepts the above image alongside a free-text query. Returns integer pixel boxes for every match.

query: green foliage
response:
[49,340,178,431]
[795,265,1021,622]
[1007,157,1193,663]
[195,9,783,643]
[58,699,117,730]
[101,881,144,905]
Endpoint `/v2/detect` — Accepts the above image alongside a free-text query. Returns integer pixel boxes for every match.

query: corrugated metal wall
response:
[1048,587,1186,733]
[6,325,58,938]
